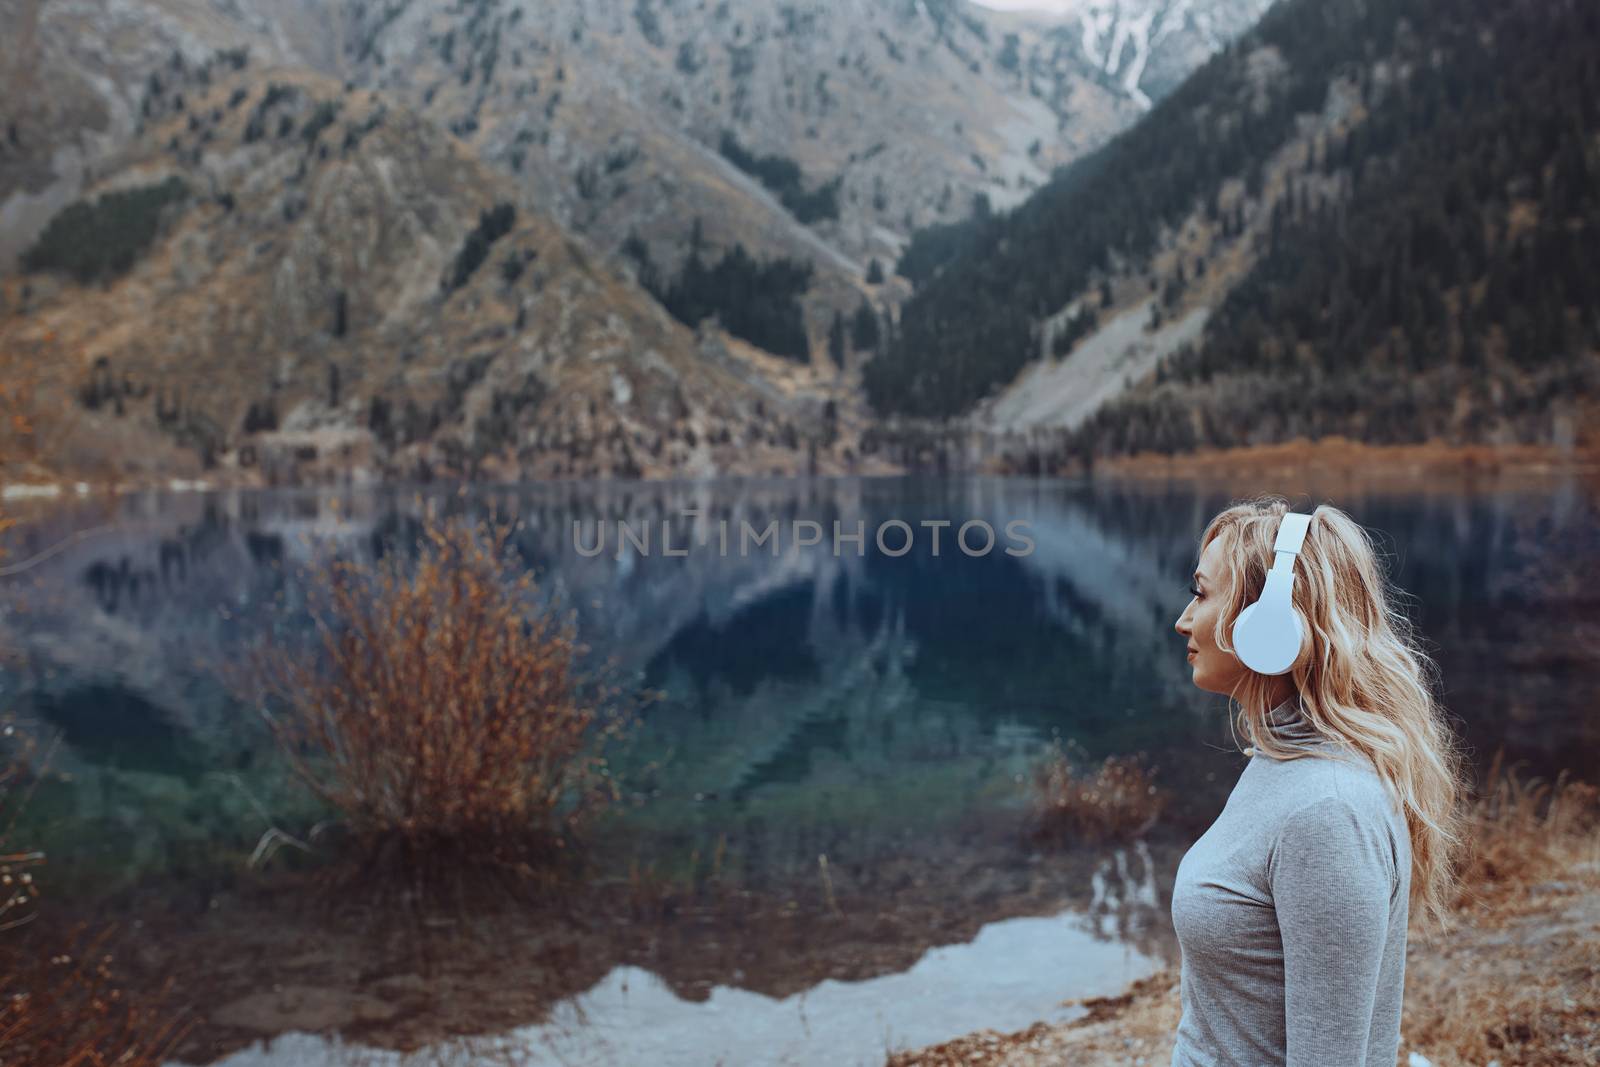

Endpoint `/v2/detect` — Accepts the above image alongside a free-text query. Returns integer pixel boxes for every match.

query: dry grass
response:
[1447,747,1600,913]
[1400,750,1600,1067]
[1026,741,1169,848]
[240,508,647,903]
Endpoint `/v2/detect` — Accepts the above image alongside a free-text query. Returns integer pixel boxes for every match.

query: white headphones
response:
[1231,510,1312,676]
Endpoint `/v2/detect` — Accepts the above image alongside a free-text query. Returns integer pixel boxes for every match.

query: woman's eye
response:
[1188,584,1203,599]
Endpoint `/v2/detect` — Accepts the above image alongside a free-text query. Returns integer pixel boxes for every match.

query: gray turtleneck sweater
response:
[1169,696,1412,1067]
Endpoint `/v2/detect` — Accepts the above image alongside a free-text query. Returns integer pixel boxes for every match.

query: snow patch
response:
[611,369,634,407]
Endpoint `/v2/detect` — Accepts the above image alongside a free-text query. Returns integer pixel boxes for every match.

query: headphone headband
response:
[1272,511,1312,557]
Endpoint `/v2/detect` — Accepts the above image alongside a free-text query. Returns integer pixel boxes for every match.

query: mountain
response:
[0,0,1269,341]
[868,0,1600,466]
[317,0,1264,296]
[0,0,1275,484]
[0,0,290,270]
[0,63,880,484]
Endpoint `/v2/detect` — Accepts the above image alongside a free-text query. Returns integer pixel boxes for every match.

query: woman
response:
[1170,496,1470,1067]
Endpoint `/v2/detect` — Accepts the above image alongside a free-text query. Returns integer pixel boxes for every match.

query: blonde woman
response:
[1170,496,1470,1067]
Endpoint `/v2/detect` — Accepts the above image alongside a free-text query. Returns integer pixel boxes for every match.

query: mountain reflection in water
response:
[199,890,1159,1067]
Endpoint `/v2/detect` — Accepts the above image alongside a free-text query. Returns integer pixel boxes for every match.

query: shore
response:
[889,804,1600,1067]
[1087,437,1600,493]
[8,436,1600,504]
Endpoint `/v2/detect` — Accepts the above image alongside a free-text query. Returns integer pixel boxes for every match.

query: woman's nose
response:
[1175,600,1195,633]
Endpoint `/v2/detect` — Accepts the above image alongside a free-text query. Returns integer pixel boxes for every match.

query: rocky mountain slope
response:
[0,0,291,269]
[866,0,1600,470]
[0,62,882,484]
[314,0,1259,338]
[1,0,1276,255]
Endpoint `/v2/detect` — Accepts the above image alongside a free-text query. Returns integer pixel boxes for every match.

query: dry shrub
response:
[243,509,644,899]
[1028,741,1168,847]
[0,924,190,1066]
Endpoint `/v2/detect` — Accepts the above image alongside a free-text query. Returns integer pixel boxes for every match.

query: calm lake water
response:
[2,473,1595,1065]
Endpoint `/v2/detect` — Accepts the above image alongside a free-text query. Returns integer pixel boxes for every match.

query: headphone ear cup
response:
[1232,601,1260,667]
[1232,600,1303,675]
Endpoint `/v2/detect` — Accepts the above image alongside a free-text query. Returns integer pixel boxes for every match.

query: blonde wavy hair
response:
[1198,494,1471,933]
